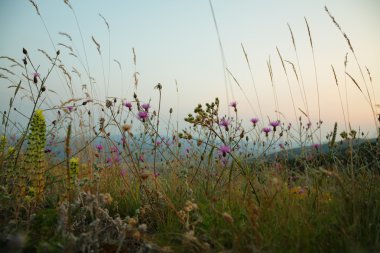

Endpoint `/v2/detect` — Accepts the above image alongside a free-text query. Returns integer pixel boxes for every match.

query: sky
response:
[0,0,379,139]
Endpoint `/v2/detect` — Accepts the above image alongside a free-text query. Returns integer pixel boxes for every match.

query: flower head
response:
[270,120,280,131]
[96,144,103,152]
[218,144,231,157]
[219,117,230,130]
[250,117,259,127]
[110,146,118,153]
[312,143,320,150]
[262,127,271,137]
[124,101,132,110]
[229,101,237,108]
[141,103,151,111]
[66,106,74,112]
[32,72,40,83]
[137,111,149,121]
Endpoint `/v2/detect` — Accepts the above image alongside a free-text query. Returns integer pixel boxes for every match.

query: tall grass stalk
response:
[304,17,322,144]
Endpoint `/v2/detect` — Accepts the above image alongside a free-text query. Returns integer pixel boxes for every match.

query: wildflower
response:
[312,143,320,150]
[219,117,230,131]
[120,169,127,177]
[66,106,74,112]
[106,157,112,163]
[110,146,118,153]
[218,144,231,157]
[32,72,39,83]
[124,101,132,111]
[105,99,113,108]
[287,123,292,130]
[122,124,131,133]
[69,157,80,177]
[229,101,237,112]
[290,186,307,199]
[262,127,271,137]
[250,117,259,127]
[270,120,280,131]
[137,111,149,122]
[96,144,103,152]
[279,143,285,149]
[141,103,151,111]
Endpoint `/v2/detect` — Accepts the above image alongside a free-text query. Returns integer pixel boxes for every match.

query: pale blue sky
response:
[0,0,379,136]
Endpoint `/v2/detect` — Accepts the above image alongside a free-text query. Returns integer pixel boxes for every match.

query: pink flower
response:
[110,146,118,153]
[33,72,40,78]
[262,127,271,137]
[96,144,103,152]
[218,144,231,157]
[270,120,280,131]
[66,106,74,112]
[312,143,320,150]
[219,117,230,130]
[229,101,237,108]
[250,118,259,127]
[124,101,132,110]
[141,103,151,111]
[137,111,149,121]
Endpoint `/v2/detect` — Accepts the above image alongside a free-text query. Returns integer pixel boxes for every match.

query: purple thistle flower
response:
[66,106,74,112]
[279,143,285,149]
[141,103,151,111]
[106,157,112,163]
[312,143,320,150]
[137,111,149,122]
[124,101,132,110]
[219,117,230,130]
[229,101,237,108]
[96,144,103,152]
[110,146,118,153]
[262,127,271,137]
[218,144,231,157]
[270,120,280,131]
[33,72,40,78]
[250,117,259,127]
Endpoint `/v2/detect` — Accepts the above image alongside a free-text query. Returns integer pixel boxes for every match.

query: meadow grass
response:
[0,1,379,253]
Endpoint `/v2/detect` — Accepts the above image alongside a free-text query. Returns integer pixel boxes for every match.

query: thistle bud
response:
[23,48,28,55]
